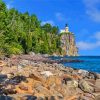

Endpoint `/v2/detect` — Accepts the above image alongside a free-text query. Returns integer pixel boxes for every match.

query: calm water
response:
[51,56,100,73]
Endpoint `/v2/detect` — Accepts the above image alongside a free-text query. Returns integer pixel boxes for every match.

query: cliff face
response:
[60,26,78,56]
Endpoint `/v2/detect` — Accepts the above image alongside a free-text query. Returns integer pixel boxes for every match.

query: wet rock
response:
[79,80,94,93]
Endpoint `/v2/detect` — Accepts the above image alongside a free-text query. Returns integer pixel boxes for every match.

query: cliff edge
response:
[60,24,78,56]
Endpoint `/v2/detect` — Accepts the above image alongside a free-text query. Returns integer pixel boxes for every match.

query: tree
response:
[0,1,62,56]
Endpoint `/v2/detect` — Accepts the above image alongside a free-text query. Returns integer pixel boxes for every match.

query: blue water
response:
[51,56,100,73]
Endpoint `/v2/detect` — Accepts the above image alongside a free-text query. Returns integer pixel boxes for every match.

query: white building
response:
[60,24,69,33]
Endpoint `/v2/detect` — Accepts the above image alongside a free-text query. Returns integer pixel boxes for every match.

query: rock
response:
[35,84,52,96]
[93,93,100,100]
[0,60,6,67]
[8,76,27,85]
[19,85,28,91]
[0,74,7,82]
[88,72,98,80]
[65,95,79,100]
[46,76,62,86]
[79,80,94,93]
[49,96,56,100]
[1,54,100,99]
[81,93,95,100]
[20,60,30,66]
[38,97,44,100]
[0,95,14,100]
[67,80,78,88]
[95,79,100,92]
[29,74,42,82]
[0,88,17,95]
[96,74,100,79]
[7,73,14,79]
[29,52,35,56]
[95,95,100,100]
[54,91,64,99]
[78,69,89,78]
[41,71,53,77]
[80,96,93,100]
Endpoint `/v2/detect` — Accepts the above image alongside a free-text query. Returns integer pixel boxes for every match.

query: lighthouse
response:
[65,24,69,33]
[60,24,69,33]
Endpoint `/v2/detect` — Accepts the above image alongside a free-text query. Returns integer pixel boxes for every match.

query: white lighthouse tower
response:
[65,24,69,33]
[60,24,69,33]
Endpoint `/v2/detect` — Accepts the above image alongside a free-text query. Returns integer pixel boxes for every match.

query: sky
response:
[3,0,100,56]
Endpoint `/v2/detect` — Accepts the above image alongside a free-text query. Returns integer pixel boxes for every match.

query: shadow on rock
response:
[0,95,14,100]
[8,75,27,85]
[0,74,7,83]
[23,95,37,100]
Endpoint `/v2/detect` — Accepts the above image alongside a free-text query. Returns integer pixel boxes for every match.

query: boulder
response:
[95,79,100,92]
[93,93,100,100]
[41,71,53,77]
[96,74,100,79]
[29,74,42,82]
[0,60,6,67]
[79,80,94,93]
[67,80,78,88]
[29,52,35,56]
[78,69,89,78]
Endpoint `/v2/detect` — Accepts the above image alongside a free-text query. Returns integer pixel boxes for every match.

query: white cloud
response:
[41,20,55,25]
[77,41,98,50]
[94,32,100,40]
[6,0,14,9]
[55,12,66,21]
[83,0,100,22]
[7,4,12,9]
[77,31,100,50]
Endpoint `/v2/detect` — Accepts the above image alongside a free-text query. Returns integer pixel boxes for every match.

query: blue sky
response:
[3,0,100,55]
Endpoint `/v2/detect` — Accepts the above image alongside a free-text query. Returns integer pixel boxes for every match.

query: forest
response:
[0,1,62,56]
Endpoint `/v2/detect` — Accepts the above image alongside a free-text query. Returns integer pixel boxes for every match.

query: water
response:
[51,56,100,73]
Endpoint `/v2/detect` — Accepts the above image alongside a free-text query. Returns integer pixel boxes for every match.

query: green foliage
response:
[0,1,62,56]
[3,43,23,55]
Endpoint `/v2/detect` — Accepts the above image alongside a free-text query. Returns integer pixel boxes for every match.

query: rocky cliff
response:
[60,25,78,56]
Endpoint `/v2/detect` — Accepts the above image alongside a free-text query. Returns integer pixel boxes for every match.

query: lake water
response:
[51,56,100,73]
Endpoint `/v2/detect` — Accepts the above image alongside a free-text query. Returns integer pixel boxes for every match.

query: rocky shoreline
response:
[0,54,100,100]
